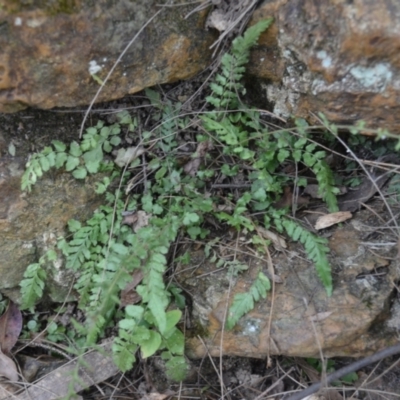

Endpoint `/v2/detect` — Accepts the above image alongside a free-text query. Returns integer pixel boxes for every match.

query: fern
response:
[226,272,271,330]
[206,18,274,109]
[21,117,135,192]
[278,217,333,296]
[19,18,344,385]
[20,249,57,309]
[20,263,47,310]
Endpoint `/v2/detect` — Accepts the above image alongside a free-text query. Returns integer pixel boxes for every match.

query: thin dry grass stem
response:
[184,0,212,19]
[209,0,258,56]
[254,226,276,367]
[286,341,400,400]
[276,360,307,391]
[107,371,126,399]
[305,297,328,382]
[196,335,224,389]
[253,367,295,400]
[219,233,240,400]
[350,356,400,400]
[79,7,165,138]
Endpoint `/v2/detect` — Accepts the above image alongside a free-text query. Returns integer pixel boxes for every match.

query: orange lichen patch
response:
[341,33,400,66]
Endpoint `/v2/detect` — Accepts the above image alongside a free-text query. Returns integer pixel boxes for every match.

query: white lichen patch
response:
[88,60,102,75]
[14,17,22,26]
[312,62,395,95]
[316,50,332,68]
[350,63,393,89]
[240,318,262,336]
[26,17,46,28]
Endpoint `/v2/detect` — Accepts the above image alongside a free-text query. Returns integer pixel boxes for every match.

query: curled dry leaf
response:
[0,350,18,382]
[114,146,145,168]
[256,226,287,250]
[315,211,352,230]
[206,9,228,31]
[120,269,144,307]
[308,311,333,322]
[183,158,201,177]
[122,211,150,233]
[0,301,22,354]
[183,141,213,177]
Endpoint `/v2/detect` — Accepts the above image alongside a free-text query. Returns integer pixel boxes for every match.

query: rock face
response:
[0,1,215,112]
[0,111,105,302]
[182,213,399,359]
[2,1,400,132]
[249,0,400,132]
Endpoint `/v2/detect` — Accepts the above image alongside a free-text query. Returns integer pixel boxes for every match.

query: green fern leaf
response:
[165,356,188,382]
[226,272,270,329]
[281,218,333,296]
[112,335,137,372]
[20,263,47,309]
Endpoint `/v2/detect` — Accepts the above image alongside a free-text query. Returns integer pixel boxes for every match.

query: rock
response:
[0,1,215,112]
[182,210,399,358]
[249,0,400,133]
[2,1,400,134]
[0,111,105,303]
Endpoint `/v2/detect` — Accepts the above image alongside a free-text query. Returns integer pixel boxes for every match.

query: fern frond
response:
[205,18,274,111]
[280,218,333,296]
[112,333,137,372]
[20,263,47,310]
[312,160,340,212]
[226,272,270,329]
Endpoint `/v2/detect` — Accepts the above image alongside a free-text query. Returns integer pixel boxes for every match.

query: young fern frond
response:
[20,263,47,310]
[20,249,57,309]
[278,218,333,296]
[21,118,134,192]
[226,272,271,330]
[206,18,274,110]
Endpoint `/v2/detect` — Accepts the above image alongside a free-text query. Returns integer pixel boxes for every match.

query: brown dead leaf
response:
[0,377,19,398]
[315,211,352,230]
[0,350,18,382]
[183,157,201,177]
[195,140,213,157]
[122,211,150,233]
[114,146,145,168]
[206,9,228,31]
[273,186,309,209]
[256,226,287,250]
[183,141,213,177]
[120,269,144,307]
[309,311,333,322]
[0,301,22,354]
[122,211,138,226]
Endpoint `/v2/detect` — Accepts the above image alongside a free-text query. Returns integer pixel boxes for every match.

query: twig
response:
[253,367,294,400]
[286,341,400,400]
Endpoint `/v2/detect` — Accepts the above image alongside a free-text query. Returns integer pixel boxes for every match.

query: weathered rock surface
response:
[2,1,400,133]
[249,0,400,132]
[0,111,104,302]
[181,210,400,358]
[0,1,215,112]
